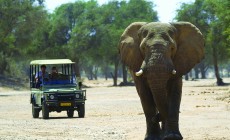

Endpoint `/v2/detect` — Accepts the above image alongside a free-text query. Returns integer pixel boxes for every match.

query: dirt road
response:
[0,79,229,140]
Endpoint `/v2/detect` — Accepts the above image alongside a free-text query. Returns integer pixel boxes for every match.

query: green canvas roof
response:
[30,59,75,65]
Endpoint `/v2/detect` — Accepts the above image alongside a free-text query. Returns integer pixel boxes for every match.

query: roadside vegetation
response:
[0,0,229,86]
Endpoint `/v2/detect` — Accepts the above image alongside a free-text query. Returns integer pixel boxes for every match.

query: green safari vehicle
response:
[29,59,86,119]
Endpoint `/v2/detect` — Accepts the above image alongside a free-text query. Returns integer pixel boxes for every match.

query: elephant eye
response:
[171,44,177,52]
[141,46,146,52]
[168,30,174,37]
[148,33,154,38]
[142,30,148,38]
[161,34,169,40]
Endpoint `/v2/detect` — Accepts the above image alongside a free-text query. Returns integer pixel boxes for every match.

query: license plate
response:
[60,102,71,106]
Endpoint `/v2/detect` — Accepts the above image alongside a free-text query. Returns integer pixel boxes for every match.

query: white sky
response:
[44,0,194,22]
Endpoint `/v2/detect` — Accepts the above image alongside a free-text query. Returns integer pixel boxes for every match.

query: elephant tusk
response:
[172,69,177,75]
[135,69,143,76]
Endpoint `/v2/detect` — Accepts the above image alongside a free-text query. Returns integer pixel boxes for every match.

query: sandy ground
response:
[0,78,229,140]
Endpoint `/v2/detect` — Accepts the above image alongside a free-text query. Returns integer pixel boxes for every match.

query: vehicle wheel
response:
[78,104,85,118]
[42,102,49,119]
[67,109,74,118]
[32,104,39,118]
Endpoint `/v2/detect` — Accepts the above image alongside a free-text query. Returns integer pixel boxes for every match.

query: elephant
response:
[118,22,204,140]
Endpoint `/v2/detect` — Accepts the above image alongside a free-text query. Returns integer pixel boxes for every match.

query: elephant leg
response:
[163,77,183,140]
[152,113,165,136]
[151,113,166,138]
[133,76,161,140]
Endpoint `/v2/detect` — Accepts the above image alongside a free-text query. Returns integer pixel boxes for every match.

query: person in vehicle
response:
[50,66,59,79]
[35,65,49,87]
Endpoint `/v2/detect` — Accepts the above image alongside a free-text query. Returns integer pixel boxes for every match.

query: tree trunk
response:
[189,70,193,79]
[0,52,8,75]
[200,69,206,79]
[93,66,98,80]
[199,61,207,79]
[104,65,108,80]
[194,66,199,79]
[212,46,224,85]
[184,74,189,81]
[111,57,119,86]
[122,64,128,85]
[74,58,81,78]
[88,67,93,80]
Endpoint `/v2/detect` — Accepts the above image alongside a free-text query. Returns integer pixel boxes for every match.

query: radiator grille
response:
[57,94,74,101]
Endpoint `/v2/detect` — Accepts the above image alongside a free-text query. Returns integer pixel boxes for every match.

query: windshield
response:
[43,74,77,85]
[30,63,77,88]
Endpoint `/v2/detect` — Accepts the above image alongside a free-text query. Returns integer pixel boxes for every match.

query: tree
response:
[175,0,230,84]
[97,0,158,85]
[117,0,158,85]
[0,0,48,76]
[203,0,230,85]
[49,1,89,77]
[42,0,159,86]
[69,0,102,79]
[176,0,210,79]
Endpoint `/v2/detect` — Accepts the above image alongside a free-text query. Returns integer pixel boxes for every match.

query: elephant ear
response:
[171,22,205,75]
[118,22,147,71]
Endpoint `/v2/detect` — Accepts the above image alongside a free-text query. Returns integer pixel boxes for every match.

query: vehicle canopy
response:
[30,59,77,88]
[30,59,75,65]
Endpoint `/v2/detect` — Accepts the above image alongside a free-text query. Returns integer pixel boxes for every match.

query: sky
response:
[44,0,194,22]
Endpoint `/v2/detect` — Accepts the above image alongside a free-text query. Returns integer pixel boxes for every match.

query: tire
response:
[42,102,49,119]
[67,109,74,118]
[78,104,85,118]
[32,104,39,118]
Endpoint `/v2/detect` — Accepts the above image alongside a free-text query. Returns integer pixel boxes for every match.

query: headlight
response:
[49,95,55,100]
[75,94,80,99]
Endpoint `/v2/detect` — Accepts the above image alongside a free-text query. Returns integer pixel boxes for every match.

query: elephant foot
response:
[144,134,161,140]
[145,118,161,140]
[162,131,183,140]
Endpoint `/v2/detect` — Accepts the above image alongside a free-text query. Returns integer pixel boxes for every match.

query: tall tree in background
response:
[101,0,158,85]
[118,0,158,85]
[176,0,210,79]
[68,0,159,85]
[49,3,76,58]
[0,0,48,76]
[68,0,101,79]
[1,0,229,86]
[176,0,230,85]
[49,1,91,78]
[203,0,230,85]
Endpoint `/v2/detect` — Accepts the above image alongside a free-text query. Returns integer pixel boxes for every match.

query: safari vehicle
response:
[29,59,86,119]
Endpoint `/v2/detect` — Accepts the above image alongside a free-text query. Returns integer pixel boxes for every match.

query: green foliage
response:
[3,0,229,81]
[176,0,230,80]
[67,0,158,78]
[203,0,230,63]
[210,0,230,42]
[0,0,49,75]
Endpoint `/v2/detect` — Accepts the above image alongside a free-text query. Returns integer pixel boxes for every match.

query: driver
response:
[35,65,49,87]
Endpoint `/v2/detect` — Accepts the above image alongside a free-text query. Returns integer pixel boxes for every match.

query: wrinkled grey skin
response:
[118,22,204,140]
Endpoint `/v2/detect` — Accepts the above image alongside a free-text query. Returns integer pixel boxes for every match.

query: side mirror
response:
[78,82,82,89]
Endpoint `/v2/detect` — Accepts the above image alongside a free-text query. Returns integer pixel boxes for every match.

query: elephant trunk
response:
[147,74,169,120]
[136,54,176,121]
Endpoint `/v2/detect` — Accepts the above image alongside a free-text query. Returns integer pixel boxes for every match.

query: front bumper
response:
[44,90,86,111]
[45,100,85,111]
